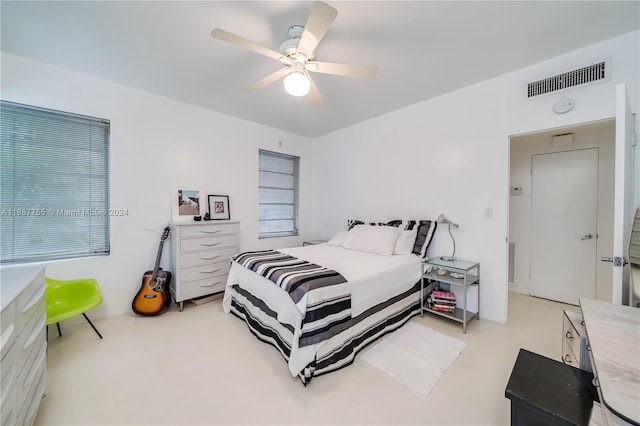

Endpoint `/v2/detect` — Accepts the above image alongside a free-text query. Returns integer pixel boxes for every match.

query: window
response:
[258,149,299,238]
[0,100,110,263]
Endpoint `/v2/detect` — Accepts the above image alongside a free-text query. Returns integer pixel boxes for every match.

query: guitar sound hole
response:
[143,294,157,299]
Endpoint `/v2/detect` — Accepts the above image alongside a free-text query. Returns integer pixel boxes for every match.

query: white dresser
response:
[170,221,240,311]
[0,267,47,426]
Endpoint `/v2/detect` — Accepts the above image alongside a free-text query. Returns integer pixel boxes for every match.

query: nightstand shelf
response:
[423,306,477,323]
[421,257,480,333]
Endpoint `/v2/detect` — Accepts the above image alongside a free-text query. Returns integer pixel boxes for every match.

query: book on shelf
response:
[430,304,456,313]
[432,290,456,301]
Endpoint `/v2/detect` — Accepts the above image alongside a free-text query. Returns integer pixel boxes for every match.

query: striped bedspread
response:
[232,250,352,347]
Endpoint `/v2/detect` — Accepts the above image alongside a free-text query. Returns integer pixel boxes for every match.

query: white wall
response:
[311,31,639,324]
[2,31,638,325]
[0,52,314,320]
[509,121,615,302]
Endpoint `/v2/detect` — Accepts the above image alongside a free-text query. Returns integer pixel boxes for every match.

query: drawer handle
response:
[580,320,585,327]
[200,281,222,287]
[200,242,221,247]
[22,341,47,390]
[200,255,221,261]
[0,365,16,407]
[0,323,16,353]
[200,268,221,274]
[592,377,599,387]
[23,313,46,351]
[200,230,222,234]
[21,286,45,314]
[565,331,573,339]
[564,354,573,363]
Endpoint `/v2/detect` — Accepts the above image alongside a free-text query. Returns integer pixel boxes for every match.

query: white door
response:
[608,84,635,304]
[530,148,599,305]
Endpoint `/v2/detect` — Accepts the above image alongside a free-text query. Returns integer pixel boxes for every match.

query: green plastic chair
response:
[45,277,103,339]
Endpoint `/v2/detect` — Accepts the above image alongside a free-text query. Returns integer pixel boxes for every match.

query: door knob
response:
[601,256,629,267]
[581,233,594,240]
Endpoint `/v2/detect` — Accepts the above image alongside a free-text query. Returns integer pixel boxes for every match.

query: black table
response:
[505,348,599,426]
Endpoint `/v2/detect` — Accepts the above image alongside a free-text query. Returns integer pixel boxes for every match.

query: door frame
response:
[508,119,617,303]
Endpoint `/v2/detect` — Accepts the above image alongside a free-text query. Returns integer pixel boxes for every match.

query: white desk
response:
[580,299,640,425]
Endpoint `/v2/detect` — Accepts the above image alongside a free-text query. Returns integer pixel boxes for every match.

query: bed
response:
[222,220,436,384]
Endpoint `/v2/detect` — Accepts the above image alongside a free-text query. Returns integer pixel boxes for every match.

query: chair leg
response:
[56,323,62,337]
[82,313,103,339]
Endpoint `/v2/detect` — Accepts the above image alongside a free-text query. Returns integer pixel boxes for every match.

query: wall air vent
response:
[527,59,610,99]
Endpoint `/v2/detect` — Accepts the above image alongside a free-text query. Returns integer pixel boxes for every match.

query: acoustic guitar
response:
[132,226,173,316]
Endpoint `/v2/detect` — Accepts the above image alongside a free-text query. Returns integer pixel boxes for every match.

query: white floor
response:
[35,292,575,425]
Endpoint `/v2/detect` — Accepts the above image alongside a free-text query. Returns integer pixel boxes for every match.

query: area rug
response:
[361,321,467,398]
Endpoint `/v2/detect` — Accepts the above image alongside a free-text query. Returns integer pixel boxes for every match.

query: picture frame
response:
[207,195,230,220]
[172,185,204,222]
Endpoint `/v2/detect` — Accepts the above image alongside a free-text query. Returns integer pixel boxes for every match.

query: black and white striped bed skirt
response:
[227,281,422,385]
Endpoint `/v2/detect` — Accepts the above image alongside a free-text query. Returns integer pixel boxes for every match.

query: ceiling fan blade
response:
[304,71,323,106]
[297,1,338,58]
[211,28,284,62]
[246,67,291,92]
[306,61,377,79]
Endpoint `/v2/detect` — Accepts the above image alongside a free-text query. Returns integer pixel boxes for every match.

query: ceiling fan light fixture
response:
[284,71,310,96]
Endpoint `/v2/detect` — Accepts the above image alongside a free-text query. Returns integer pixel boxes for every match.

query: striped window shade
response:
[258,149,299,238]
[0,100,110,263]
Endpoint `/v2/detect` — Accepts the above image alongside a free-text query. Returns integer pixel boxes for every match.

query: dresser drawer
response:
[16,278,45,338]
[179,276,227,300]
[16,308,46,378]
[0,387,17,426]
[180,235,238,253]
[180,263,231,283]
[18,367,46,426]
[180,247,237,268]
[1,302,17,360]
[562,312,582,361]
[180,224,238,238]
[17,338,46,413]
[1,344,19,411]
[561,338,578,367]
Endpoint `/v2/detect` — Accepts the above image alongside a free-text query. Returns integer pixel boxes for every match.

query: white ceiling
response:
[1,1,639,138]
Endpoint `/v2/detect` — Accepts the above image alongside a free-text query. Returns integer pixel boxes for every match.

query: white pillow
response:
[393,229,418,255]
[326,230,350,247]
[343,224,398,256]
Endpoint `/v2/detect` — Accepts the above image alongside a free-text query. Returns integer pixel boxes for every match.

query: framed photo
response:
[207,195,230,220]
[172,185,204,222]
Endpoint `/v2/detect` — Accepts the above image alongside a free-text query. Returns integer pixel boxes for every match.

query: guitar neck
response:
[151,239,166,281]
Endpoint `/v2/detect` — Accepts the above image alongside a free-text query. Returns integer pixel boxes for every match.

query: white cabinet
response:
[170,221,239,311]
[0,267,47,426]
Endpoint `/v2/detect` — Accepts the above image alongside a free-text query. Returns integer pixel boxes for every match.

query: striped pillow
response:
[383,220,437,257]
[347,219,364,231]
[409,220,437,258]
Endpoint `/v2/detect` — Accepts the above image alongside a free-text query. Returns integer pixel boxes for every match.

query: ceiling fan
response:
[211,1,377,106]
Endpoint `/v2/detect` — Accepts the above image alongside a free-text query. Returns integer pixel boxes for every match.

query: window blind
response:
[258,149,299,238]
[0,100,110,263]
